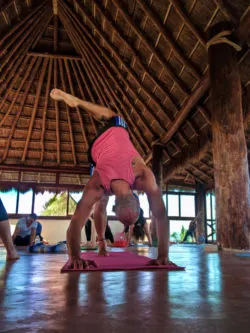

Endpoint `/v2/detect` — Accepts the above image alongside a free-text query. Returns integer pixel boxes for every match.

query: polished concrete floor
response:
[0,245,250,333]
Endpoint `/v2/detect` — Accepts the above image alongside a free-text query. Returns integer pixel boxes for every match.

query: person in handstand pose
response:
[50,88,175,269]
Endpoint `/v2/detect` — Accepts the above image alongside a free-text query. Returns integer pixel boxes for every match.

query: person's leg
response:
[0,220,19,260]
[93,195,109,256]
[183,231,191,242]
[143,223,152,246]
[105,224,114,244]
[14,235,30,246]
[85,219,92,242]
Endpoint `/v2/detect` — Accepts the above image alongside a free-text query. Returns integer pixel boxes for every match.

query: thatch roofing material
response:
[0,0,249,189]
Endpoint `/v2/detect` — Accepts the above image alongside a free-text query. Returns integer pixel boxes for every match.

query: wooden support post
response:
[196,183,206,241]
[208,23,250,250]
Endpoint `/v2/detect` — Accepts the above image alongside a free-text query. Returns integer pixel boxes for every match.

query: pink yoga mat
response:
[61,251,185,272]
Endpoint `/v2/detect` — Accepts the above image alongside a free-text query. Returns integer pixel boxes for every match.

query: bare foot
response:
[98,240,109,256]
[50,89,79,107]
[7,250,19,260]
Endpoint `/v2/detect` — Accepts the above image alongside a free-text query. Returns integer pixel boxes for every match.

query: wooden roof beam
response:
[40,58,53,163]
[21,57,48,162]
[58,59,77,166]
[0,0,48,45]
[58,1,152,151]
[69,0,171,131]
[145,73,210,164]
[0,164,89,174]
[163,132,211,183]
[53,58,61,165]
[136,0,201,79]
[64,59,89,149]
[213,0,239,24]
[1,58,42,163]
[111,0,189,95]
[168,0,206,47]
[62,13,148,154]
[88,0,178,115]
[72,61,98,136]
[27,52,82,60]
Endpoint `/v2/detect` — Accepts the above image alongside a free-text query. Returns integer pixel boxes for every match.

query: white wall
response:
[9,218,124,244]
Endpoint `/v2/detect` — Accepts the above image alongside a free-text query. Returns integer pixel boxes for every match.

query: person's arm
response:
[12,224,20,242]
[29,228,36,245]
[66,172,104,269]
[135,166,175,265]
[50,89,116,120]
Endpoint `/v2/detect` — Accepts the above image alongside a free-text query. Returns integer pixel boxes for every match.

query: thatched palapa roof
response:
[0,0,249,190]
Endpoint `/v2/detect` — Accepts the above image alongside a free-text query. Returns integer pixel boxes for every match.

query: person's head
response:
[114,193,140,226]
[27,213,37,225]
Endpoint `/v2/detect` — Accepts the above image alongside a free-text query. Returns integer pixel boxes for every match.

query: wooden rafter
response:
[185,169,204,184]
[40,58,53,163]
[136,0,201,79]
[0,8,51,94]
[27,52,81,60]
[213,0,238,24]
[88,0,177,116]
[64,59,89,148]
[58,2,151,152]
[67,1,168,135]
[190,163,213,180]
[169,0,206,47]
[53,15,58,52]
[21,58,49,162]
[0,6,50,72]
[72,61,97,136]
[53,58,60,165]
[111,0,189,96]
[0,57,36,127]
[163,132,211,183]
[1,57,42,162]
[62,12,149,155]
[0,1,47,45]
[0,56,30,111]
[145,73,210,163]
[58,59,77,165]
[61,9,147,155]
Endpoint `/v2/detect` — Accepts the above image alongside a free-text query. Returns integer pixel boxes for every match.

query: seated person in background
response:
[36,221,43,242]
[124,207,152,246]
[12,213,38,246]
[0,197,19,260]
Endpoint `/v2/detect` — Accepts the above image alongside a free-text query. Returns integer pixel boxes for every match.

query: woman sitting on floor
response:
[12,213,38,246]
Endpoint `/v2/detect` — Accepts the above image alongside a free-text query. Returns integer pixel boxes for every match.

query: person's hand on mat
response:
[147,257,178,267]
[67,257,98,270]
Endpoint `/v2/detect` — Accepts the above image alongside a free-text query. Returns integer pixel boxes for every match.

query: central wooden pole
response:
[208,24,250,250]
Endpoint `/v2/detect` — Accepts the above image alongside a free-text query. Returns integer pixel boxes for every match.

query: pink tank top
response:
[91,127,141,193]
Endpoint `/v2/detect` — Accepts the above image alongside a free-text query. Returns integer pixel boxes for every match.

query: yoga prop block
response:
[61,251,185,273]
[235,253,250,257]
[81,246,98,251]
[204,244,218,252]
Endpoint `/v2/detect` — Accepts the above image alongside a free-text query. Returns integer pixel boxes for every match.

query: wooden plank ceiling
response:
[0,0,249,188]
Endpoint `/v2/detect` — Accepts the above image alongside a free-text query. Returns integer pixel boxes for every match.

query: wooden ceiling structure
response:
[0,0,249,190]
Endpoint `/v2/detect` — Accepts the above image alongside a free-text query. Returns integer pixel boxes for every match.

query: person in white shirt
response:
[12,213,38,246]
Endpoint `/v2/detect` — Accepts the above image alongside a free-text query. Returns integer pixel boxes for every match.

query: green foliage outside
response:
[170,225,187,242]
[41,192,77,216]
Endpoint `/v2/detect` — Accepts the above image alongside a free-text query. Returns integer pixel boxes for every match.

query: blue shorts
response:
[0,198,9,221]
